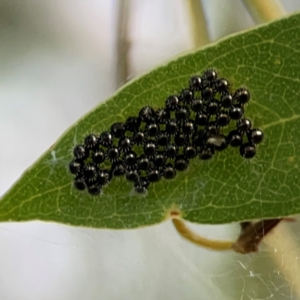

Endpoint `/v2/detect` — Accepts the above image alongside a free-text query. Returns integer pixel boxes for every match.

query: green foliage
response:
[1,14,300,229]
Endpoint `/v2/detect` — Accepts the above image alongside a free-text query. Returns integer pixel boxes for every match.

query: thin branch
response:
[185,0,210,49]
[115,0,131,89]
[172,218,233,251]
[232,219,283,254]
[242,0,286,23]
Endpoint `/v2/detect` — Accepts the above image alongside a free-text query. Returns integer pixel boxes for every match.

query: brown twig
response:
[232,219,283,254]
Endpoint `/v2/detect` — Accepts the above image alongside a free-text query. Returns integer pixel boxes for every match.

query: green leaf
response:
[1,14,300,229]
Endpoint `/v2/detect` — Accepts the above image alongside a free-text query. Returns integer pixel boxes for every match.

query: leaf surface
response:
[1,14,300,228]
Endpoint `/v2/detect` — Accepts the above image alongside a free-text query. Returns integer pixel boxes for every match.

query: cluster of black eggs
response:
[69,69,264,196]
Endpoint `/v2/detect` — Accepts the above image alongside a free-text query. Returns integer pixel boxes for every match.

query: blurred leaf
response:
[1,14,300,229]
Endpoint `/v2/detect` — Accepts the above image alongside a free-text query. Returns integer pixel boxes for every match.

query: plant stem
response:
[172,218,233,251]
[263,223,300,299]
[242,0,286,23]
[185,0,210,48]
[115,0,131,88]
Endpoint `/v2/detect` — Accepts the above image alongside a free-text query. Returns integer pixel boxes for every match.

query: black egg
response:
[175,106,190,120]
[217,113,230,126]
[93,151,105,164]
[221,94,233,107]
[189,76,202,91]
[107,147,119,161]
[156,132,170,146]
[85,175,98,187]
[165,95,179,111]
[156,108,170,123]
[100,131,112,147]
[69,72,258,196]
[230,106,243,120]
[163,165,176,179]
[125,152,137,166]
[138,157,150,170]
[84,134,98,149]
[202,87,214,100]
[134,179,149,194]
[118,137,132,152]
[184,146,197,159]
[98,171,109,185]
[147,123,159,136]
[207,122,219,135]
[191,99,203,112]
[203,69,218,82]
[234,88,250,104]
[88,185,101,196]
[182,122,194,135]
[216,78,230,93]
[175,156,188,171]
[174,133,186,147]
[237,118,252,132]
[165,145,177,158]
[153,154,165,166]
[148,169,161,182]
[227,130,243,147]
[110,122,125,138]
[125,116,141,132]
[180,89,194,104]
[199,147,215,160]
[240,143,256,159]
[193,130,206,147]
[84,165,97,178]
[74,178,86,191]
[126,170,139,182]
[166,120,178,135]
[73,145,88,160]
[207,101,219,115]
[144,142,156,156]
[249,129,264,144]
[195,113,208,126]
[139,106,155,123]
[69,160,81,174]
[134,185,147,194]
[112,163,126,176]
[133,131,145,145]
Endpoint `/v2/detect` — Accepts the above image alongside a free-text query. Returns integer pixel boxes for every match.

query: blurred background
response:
[1,0,300,299]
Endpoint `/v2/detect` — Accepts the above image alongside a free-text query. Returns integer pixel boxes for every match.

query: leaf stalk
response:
[172,218,233,251]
